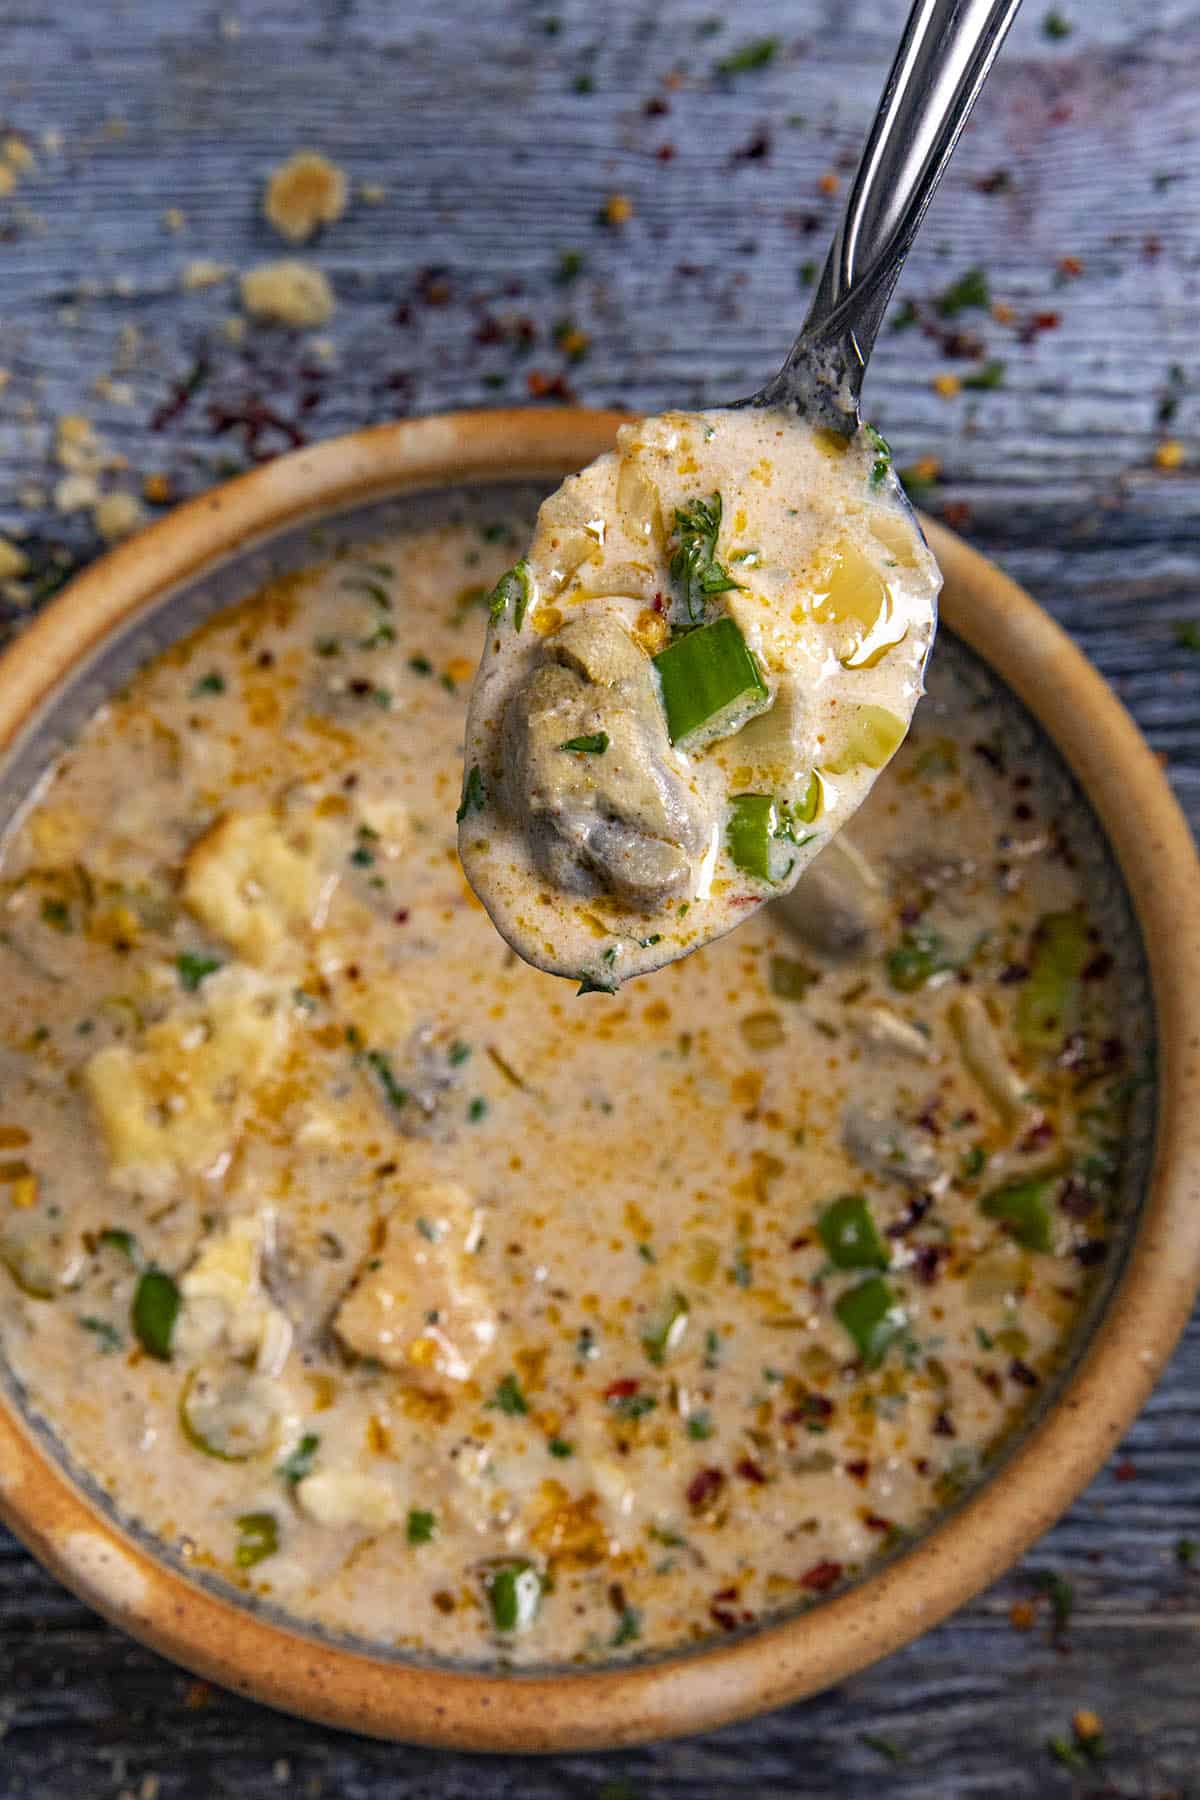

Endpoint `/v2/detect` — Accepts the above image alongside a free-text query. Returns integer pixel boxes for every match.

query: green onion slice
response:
[726,793,812,883]
[1016,910,1090,1050]
[235,1511,279,1569]
[179,1362,281,1462]
[818,1194,890,1270]
[834,1276,906,1367]
[653,616,769,750]
[131,1268,180,1360]
[979,1174,1056,1253]
[483,1558,544,1633]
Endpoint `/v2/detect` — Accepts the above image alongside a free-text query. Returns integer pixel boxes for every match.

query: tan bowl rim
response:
[0,408,1197,1751]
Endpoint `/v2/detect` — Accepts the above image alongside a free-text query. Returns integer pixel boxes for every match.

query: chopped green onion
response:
[818,1194,890,1270]
[653,615,769,749]
[179,1363,279,1461]
[234,1511,279,1568]
[560,732,609,753]
[864,423,892,488]
[131,1268,180,1361]
[980,1174,1055,1252]
[483,1559,543,1633]
[1017,911,1090,1050]
[726,793,808,883]
[456,763,486,823]
[486,560,533,630]
[641,1291,690,1366]
[79,1315,122,1353]
[834,1276,906,1368]
[176,951,222,992]
[99,1227,140,1264]
[886,926,951,993]
[276,1432,320,1487]
[406,1508,436,1544]
[548,1438,575,1458]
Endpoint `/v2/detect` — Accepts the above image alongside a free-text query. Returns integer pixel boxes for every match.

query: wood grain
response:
[0,0,1197,1794]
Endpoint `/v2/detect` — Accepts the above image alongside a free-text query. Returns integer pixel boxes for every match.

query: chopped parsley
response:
[1042,9,1072,38]
[716,36,778,74]
[365,1048,408,1113]
[669,493,739,624]
[176,951,222,992]
[937,266,990,317]
[963,359,1006,390]
[408,654,433,676]
[687,1411,713,1441]
[276,1433,320,1487]
[190,670,226,697]
[406,1509,436,1545]
[456,764,486,823]
[611,1606,642,1646]
[548,1438,575,1459]
[488,1373,529,1416]
[79,1315,122,1353]
[559,732,609,754]
[448,1039,472,1066]
[485,560,532,631]
[40,898,71,932]
[467,1096,489,1123]
[864,422,891,488]
[609,1390,657,1421]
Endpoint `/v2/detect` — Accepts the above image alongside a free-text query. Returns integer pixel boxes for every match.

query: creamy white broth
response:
[0,511,1134,1666]
[461,409,939,989]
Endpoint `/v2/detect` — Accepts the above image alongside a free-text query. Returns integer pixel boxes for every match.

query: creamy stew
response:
[0,510,1134,1665]
[461,409,939,987]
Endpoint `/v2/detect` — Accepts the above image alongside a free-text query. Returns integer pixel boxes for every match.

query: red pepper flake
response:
[1009,1358,1040,1389]
[912,1243,947,1285]
[886,1193,932,1238]
[933,1409,957,1439]
[1057,254,1084,279]
[1114,1458,1137,1482]
[605,1378,640,1402]
[415,266,453,307]
[1073,1239,1108,1268]
[844,1458,869,1484]
[998,961,1029,984]
[526,369,576,403]
[941,500,972,532]
[655,143,675,162]
[735,1456,767,1485]
[976,1366,1003,1398]
[712,1584,739,1602]
[1018,1118,1056,1155]
[393,908,410,925]
[863,1513,894,1534]
[731,128,771,163]
[800,1559,843,1593]
[709,1603,739,1632]
[643,95,670,117]
[686,1466,726,1509]
[788,1232,812,1250]
[1082,951,1114,981]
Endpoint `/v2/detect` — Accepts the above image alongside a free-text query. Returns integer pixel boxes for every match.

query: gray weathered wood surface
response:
[0,1,1197,1794]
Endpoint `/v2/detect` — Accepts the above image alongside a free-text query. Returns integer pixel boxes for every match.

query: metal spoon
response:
[748,0,1022,434]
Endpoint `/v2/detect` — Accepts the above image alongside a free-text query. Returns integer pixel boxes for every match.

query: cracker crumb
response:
[162,206,186,233]
[933,372,961,399]
[602,192,633,226]
[181,258,232,291]
[0,537,28,581]
[142,472,172,505]
[94,491,146,542]
[264,150,347,243]
[2,137,34,174]
[54,472,100,514]
[240,260,335,328]
[1072,1708,1103,1741]
[1154,439,1185,471]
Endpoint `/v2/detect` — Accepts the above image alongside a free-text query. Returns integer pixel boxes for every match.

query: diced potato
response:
[182,810,336,965]
[296,1469,402,1531]
[176,1211,293,1374]
[334,1182,494,1382]
[83,968,291,1197]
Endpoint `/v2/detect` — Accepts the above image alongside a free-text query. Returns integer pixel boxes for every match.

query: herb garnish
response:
[235,1512,279,1568]
[486,560,532,631]
[560,732,609,754]
[190,670,226,697]
[864,423,892,488]
[406,1509,436,1544]
[456,764,486,823]
[488,1373,529,1416]
[716,36,778,74]
[176,951,222,992]
[131,1268,180,1361]
[669,493,739,624]
[937,266,991,316]
[79,1315,123,1353]
[365,1048,408,1113]
[277,1433,320,1487]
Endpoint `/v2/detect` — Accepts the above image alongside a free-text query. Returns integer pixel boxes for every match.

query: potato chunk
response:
[83,967,291,1196]
[182,810,336,966]
[334,1182,494,1382]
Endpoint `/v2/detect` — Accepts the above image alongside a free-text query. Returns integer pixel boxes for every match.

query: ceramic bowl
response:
[0,410,1197,1751]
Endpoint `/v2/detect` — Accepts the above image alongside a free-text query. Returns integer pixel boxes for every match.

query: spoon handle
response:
[760,0,1022,427]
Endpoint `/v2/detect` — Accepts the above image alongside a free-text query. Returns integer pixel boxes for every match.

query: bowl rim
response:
[0,407,1197,1751]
